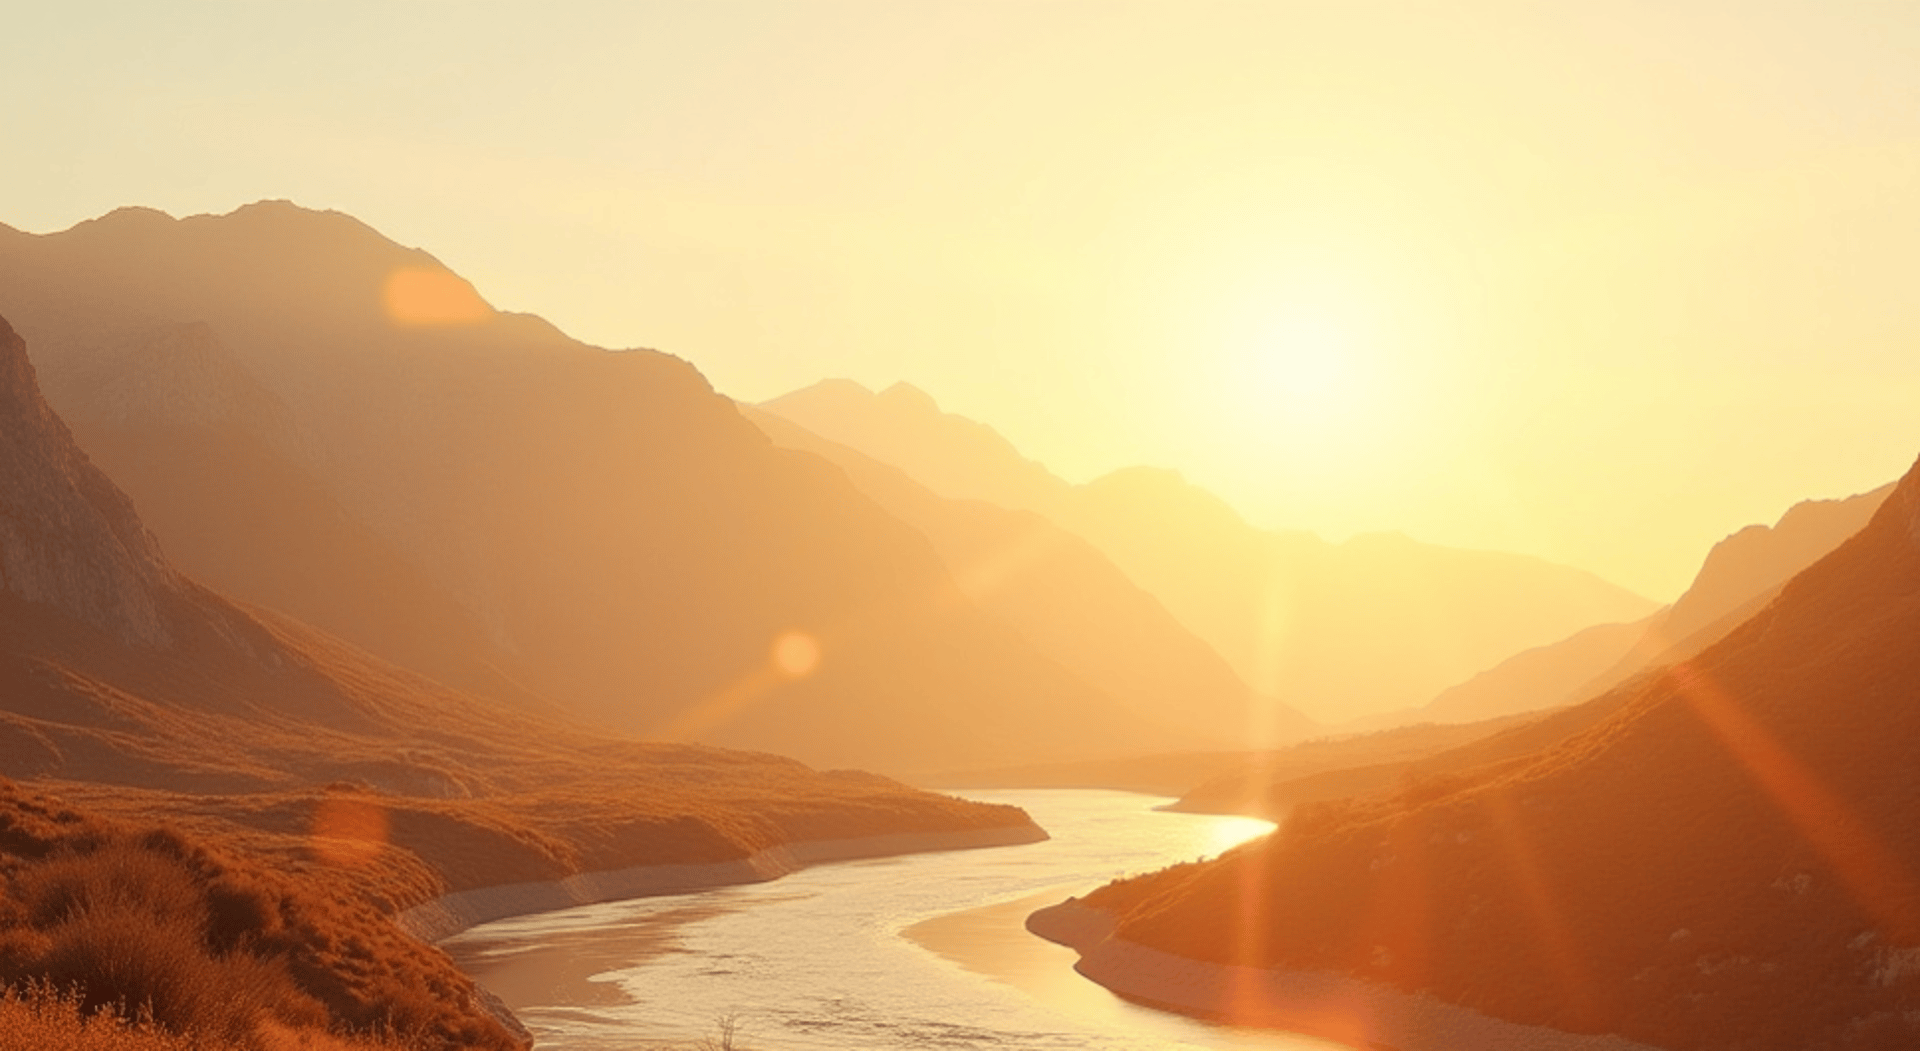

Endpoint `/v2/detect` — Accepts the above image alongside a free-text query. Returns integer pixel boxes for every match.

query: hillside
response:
[0,777,525,1050]
[760,380,1655,722]
[1036,452,1920,1051]
[0,203,1177,774]
[0,308,1043,1044]
[1408,482,1892,728]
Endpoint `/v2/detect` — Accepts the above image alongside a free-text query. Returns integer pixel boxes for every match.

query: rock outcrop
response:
[0,314,174,645]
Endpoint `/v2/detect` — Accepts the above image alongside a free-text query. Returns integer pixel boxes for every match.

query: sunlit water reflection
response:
[443,790,1352,1050]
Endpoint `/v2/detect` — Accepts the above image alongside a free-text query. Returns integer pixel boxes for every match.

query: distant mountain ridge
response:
[765,378,1071,512]
[747,405,1319,747]
[760,379,1656,722]
[0,202,1177,774]
[1411,482,1893,727]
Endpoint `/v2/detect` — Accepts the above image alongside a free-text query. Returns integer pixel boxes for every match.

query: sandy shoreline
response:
[1026,899,1667,1051]
[397,823,1047,943]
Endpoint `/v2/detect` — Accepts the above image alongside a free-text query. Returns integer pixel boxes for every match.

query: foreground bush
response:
[0,782,520,1051]
[0,982,449,1051]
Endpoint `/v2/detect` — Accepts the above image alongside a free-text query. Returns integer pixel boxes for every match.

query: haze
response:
[11,3,1920,595]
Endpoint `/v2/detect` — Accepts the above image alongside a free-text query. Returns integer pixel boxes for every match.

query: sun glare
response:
[1210,286,1393,460]
[1250,312,1364,413]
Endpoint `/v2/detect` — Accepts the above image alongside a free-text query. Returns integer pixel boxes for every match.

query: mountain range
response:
[0,203,1194,774]
[760,379,1656,723]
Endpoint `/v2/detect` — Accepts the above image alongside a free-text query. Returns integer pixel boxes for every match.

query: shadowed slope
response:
[760,380,1655,722]
[0,315,175,648]
[0,305,1038,834]
[28,319,551,712]
[1045,452,1920,1051]
[0,204,1169,773]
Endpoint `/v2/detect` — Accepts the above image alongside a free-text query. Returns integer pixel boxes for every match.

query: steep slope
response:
[1410,482,1892,727]
[29,318,549,711]
[747,406,1318,748]
[0,305,1040,895]
[0,316,176,648]
[759,380,1655,722]
[0,203,1167,773]
[1582,483,1895,691]
[0,303,1050,1049]
[1038,453,1920,1051]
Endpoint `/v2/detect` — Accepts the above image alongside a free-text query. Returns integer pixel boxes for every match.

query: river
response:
[442,789,1354,1051]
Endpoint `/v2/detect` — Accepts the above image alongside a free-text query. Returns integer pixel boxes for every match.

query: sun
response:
[1218,297,1383,447]
[1245,310,1367,420]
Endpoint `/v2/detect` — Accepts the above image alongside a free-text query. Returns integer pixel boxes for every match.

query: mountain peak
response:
[760,377,1069,513]
[89,204,175,226]
[878,380,940,413]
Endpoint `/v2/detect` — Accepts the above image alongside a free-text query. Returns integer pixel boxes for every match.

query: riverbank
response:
[1027,900,1666,1051]
[436,789,1317,1051]
[399,823,1047,942]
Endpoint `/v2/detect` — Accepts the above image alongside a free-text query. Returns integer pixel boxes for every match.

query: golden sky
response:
[9,2,1920,599]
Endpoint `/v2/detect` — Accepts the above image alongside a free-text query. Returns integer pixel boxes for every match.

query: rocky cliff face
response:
[0,313,173,645]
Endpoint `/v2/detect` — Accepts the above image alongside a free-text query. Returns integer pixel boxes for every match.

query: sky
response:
[7,1,1920,600]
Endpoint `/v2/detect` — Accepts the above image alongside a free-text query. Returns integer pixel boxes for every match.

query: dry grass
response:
[0,782,519,1051]
[0,984,443,1051]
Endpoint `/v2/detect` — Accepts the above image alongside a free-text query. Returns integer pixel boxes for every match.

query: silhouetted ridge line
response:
[0,202,1178,773]
[761,377,1656,722]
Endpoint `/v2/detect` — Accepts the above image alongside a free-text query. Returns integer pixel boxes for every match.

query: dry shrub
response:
[30,905,310,1040]
[0,983,435,1051]
[3,838,325,1041]
[0,982,215,1051]
[0,802,513,1051]
[14,837,205,929]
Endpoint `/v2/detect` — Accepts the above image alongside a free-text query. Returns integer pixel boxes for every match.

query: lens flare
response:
[1672,663,1920,940]
[772,630,821,679]
[655,630,823,741]
[309,792,389,868]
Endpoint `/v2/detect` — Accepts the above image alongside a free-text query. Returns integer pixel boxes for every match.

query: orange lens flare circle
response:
[309,794,389,868]
[771,630,821,680]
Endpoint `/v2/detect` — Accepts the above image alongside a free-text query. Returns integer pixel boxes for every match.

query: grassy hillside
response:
[0,779,520,1050]
[1063,455,1920,1051]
